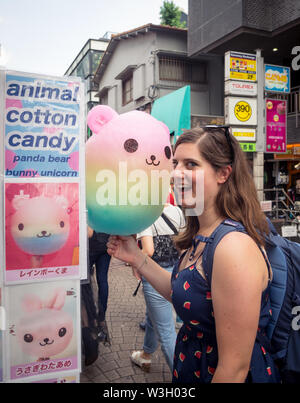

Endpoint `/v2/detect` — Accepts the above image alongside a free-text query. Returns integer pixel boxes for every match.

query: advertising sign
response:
[265,99,287,153]
[4,71,84,178]
[281,225,298,238]
[232,127,256,142]
[265,64,291,94]
[0,70,84,383]
[1,71,87,284]
[6,280,80,380]
[260,200,272,212]
[225,97,257,126]
[225,51,257,82]
[225,80,257,97]
[240,143,256,152]
[4,182,80,284]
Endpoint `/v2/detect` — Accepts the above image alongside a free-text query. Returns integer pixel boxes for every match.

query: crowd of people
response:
[82,125,291,383]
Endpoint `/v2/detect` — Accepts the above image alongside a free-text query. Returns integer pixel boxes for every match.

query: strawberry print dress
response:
[171,246,280,383]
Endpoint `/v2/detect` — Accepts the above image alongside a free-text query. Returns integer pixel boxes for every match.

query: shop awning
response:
[151,85,191,144]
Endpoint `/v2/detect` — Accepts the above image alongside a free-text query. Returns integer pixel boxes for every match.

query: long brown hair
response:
[174,127,269,250]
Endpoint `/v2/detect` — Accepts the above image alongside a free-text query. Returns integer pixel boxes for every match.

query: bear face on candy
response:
[16,288,73,360]
[86,105,173,235]
[11,191,70,256]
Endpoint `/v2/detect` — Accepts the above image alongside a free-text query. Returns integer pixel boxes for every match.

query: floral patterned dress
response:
[171,244,280,383]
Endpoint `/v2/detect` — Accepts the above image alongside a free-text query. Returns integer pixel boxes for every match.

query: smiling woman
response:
[106,126,280,384]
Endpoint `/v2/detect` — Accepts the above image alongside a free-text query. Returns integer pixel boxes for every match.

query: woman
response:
[107,127,279,383]
[131,203,184,372]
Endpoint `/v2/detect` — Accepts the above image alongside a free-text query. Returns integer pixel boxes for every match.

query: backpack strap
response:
[264,238,288,342]
[201,219,247,286]
[161,213,178,235]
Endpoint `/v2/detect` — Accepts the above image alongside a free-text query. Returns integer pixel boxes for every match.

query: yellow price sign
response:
[234,101,252,122]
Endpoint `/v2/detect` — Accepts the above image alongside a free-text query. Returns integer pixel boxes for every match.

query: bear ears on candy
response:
[87,105,119,134]
[87,105,170,137]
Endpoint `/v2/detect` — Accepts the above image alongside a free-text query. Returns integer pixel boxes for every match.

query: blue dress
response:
[171,243,280,383]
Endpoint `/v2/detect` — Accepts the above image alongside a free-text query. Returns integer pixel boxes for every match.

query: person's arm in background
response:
[107,235,173,302]
[140,235,154,257]
[132,236,154,280]
[87,226,94,238]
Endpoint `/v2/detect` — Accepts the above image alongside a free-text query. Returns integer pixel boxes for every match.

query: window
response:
[99,91,108,105]
[159,57,206,84]
[122,75,133,105]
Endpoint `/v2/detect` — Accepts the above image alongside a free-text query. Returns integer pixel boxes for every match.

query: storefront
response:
[264,144,300,223]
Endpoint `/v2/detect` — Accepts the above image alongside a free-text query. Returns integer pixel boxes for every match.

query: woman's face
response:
[172,142,220,211]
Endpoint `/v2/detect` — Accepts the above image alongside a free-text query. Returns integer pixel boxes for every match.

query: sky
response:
[0,0,188,76]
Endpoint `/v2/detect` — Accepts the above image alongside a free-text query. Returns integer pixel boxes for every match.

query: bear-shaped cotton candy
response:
[10,192,70,256]
[86,105,173,235]
[16,288,73,361]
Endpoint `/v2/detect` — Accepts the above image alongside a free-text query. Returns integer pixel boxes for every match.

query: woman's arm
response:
[140,235,155,257]
[211,231,268,383]
[107,235,173,301]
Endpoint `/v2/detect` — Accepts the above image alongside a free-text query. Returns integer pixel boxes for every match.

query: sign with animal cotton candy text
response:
[3,71,84,179]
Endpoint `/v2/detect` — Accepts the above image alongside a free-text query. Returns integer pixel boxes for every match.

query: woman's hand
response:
[107,235,142,267]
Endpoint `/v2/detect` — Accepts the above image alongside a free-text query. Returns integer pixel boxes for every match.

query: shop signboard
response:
[239,142,256,152]
[225,80,257,96]
[0,70,84,383]
[225,51,257,82]
[232,127,256,142]
[260,200,272,212]
[225,97,257,126]
[265,99,287,153]
[281,225,298,238]
[265,64,291,94]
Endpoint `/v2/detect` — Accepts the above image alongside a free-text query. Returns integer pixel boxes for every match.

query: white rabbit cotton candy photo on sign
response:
[6,280,79,380]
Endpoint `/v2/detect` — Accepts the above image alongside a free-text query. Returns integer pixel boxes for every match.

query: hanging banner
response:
[6,280,80,381]
[265,64,291,94]
[265,99,287,153]
[225,51,257,82]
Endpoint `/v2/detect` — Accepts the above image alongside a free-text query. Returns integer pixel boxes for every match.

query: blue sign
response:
[265,64,290,93]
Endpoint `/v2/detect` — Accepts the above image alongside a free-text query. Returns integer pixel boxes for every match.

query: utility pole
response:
[253,49,265,202]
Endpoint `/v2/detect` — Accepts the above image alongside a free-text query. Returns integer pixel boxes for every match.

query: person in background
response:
[88,227,111,344]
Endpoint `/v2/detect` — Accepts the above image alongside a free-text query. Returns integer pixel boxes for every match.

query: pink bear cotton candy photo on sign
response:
[5,182,80,284]
[6,280,80,380]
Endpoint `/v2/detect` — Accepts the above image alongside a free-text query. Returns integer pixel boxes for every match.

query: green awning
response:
[151,85,191,143]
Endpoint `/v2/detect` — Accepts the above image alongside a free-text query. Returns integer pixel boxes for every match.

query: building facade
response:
[188,0,300,234]
[93,24,224,120]
[65,38,109,113]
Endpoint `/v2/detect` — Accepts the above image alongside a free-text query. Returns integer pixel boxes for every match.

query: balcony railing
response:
[288,86,300,128]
